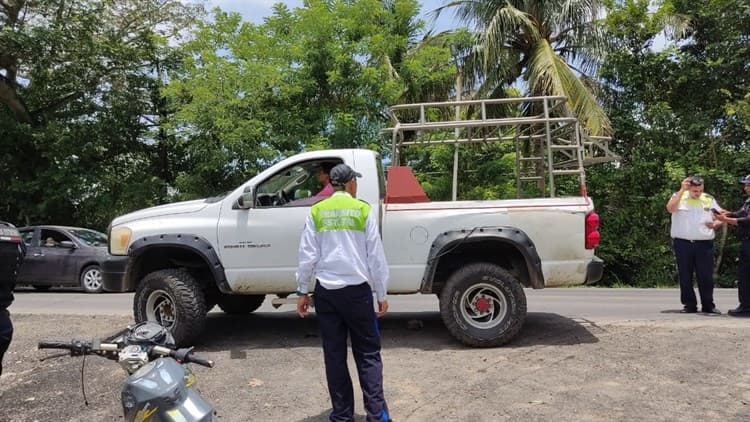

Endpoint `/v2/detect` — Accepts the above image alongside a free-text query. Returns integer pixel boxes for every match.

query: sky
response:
[206,0,460,32]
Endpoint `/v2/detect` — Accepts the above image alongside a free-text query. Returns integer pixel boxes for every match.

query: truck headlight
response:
[110,226,132,255]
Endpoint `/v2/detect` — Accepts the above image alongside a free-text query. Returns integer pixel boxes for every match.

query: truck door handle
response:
[33,253,44,257]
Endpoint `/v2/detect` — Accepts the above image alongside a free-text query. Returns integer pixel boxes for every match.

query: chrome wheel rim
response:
[145,290,176,328]
[83,268,102,291]
[459,283,508,329]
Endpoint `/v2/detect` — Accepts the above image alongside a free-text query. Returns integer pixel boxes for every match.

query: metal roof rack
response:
[382,96,619,198]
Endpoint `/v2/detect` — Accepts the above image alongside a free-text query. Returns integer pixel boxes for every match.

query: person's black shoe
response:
[680,306,698,313]
[727,307,750,317]
[701,307,721,315]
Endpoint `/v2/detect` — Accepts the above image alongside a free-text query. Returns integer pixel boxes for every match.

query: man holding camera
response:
[666,176,724,314]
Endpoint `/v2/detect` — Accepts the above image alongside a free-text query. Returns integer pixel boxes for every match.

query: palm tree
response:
[436,0,612,136]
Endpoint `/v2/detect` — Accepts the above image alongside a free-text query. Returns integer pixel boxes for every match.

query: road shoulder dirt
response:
[1,312,749,421]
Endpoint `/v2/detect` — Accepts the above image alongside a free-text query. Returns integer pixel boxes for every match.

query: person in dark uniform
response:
[666,176,724,314]
[0,221,25,376]
[715,174,750,316]
[296,164,391,422]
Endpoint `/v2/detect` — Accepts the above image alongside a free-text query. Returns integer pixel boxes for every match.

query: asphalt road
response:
[9,287,744,322]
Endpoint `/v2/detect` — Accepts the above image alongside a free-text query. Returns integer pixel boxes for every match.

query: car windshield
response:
[70,229,108,247]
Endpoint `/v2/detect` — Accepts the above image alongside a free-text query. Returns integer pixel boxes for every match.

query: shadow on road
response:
[198,311,599,353]
[297,409,368,422]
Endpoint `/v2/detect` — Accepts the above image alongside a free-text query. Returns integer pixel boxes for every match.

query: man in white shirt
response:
[296,163,391,422]
[666,176,723,314]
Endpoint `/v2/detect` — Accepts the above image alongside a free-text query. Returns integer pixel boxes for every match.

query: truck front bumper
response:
[585,256,604,284]
[101,255,131,292]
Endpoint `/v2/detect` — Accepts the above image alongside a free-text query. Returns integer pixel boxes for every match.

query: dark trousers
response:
[0,308,12,376]
[314,282,389,422]
[673,238,715,310]
[738,240,750,309]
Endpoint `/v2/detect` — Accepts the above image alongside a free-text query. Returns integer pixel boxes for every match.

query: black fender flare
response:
[420,226,544,292]
[128,233,231,293]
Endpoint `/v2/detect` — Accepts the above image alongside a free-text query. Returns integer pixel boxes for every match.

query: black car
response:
[17,225,127,293]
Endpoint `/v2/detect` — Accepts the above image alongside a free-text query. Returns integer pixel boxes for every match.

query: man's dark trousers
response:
[0,308,12,376]
[314,282,389,422]
[673,238,715,310]
[738,240,750,309]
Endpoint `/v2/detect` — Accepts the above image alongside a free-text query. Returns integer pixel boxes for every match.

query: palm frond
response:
[465,44,521,98]
[552,19,609,76]
[554,0,604,30]
[481,2,540,69]
[659,12,691,40]
[525,39,611,135]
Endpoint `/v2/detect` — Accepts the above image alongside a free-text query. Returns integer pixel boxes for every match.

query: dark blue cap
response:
[329,164,362,186]
[740,174,750,185]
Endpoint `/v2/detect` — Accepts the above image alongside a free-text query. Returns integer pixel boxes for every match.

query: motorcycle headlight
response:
[110,226,132,255]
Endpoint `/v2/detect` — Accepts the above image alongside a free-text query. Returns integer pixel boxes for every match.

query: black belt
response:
[674,238,712,243]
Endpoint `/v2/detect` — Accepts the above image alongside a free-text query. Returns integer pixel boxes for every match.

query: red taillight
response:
[585,212,600,249]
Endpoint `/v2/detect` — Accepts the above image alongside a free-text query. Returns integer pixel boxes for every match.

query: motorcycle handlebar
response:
[38,340,117,354]
[159,346,214,368]
[38,341,76,350]
[39,340,214,368]
[186,354,214,368]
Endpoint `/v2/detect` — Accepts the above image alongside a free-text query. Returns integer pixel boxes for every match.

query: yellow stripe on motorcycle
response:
[134,404,158,422]
[166,408,189,422]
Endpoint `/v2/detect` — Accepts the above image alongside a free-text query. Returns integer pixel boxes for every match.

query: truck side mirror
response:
[233,187,255,210]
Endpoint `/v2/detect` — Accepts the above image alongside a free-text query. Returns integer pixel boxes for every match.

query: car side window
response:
[255,159,342,208]
[40,229,72,248]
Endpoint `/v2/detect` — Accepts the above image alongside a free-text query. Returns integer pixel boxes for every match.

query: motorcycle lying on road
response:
[38,321,216,422]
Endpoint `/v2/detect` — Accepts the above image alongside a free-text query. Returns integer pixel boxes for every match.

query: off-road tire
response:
[133,269,207,347]
[216,294,265,314]
[80,265,103,293]
[439,262,526,347]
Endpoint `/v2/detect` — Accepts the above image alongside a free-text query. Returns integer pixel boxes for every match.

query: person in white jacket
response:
[296,163,391,422]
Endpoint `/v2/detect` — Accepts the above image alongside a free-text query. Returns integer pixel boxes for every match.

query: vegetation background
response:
[1,0,748,287]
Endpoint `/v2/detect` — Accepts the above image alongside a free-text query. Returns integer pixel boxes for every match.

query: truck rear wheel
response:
[133,269,207,347]
[216,294,265,314]
[439,262,526,347]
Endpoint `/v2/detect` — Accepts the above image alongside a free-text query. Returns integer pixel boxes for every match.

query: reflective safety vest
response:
[311,194,371,233]
[670,191,719,240]
[679,191,714,210]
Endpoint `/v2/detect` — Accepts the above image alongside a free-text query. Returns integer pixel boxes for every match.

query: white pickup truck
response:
[103,145,603,347]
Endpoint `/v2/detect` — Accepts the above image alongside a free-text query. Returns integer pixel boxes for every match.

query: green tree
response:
[590,0,750,286]
[0,0,202,229]
[438,0,612,135]
[163,1,456,197]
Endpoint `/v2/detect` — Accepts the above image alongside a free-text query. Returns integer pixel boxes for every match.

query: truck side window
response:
[255,159,342,208]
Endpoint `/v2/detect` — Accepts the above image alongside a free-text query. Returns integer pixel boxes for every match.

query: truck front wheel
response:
[216,294,265,314]
[439,262,527,347]
[134,269,208,347]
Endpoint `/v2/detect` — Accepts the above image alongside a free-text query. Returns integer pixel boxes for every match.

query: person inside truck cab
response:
[283,161,339,207]
[314,161,336,198]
